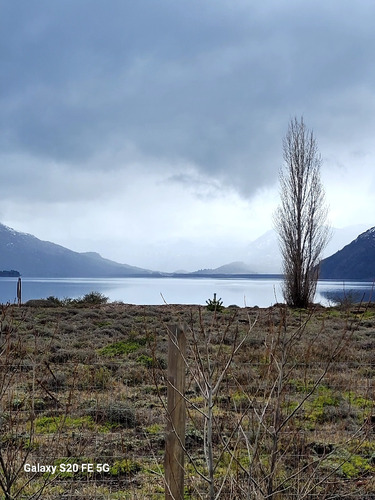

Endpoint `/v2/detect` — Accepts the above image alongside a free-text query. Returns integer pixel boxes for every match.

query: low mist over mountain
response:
[320,227,375,280]
[190,261,256,275]
[0,224,153,277]
[226,225,368,274]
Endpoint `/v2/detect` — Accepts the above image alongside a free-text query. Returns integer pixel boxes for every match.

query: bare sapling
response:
[154,306,257,499]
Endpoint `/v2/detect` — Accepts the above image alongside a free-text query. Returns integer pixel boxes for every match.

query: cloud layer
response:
[1,1,375,270]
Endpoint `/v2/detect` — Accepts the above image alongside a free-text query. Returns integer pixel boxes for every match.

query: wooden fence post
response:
[165,324,186,500]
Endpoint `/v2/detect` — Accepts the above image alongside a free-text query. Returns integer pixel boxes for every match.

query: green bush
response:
[339,453,372,478]
[80,291,109,305]
[137,354,167,369]
[98,340,144,357]
[305,387,341,424]
[59,291,109,306]
[206,293,224,312]
[46,296,62,305]
[137,354,154,368]
[109,459,141,476]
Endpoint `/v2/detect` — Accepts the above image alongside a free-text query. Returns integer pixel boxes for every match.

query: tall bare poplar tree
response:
[275,117,330,308]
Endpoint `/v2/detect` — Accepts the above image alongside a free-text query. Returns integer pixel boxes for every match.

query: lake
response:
[0,276,374,307]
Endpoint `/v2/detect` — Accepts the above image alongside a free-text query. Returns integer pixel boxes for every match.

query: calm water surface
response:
[0,277,373,307]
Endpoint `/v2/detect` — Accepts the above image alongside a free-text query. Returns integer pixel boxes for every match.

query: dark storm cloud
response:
[1,0,375,196]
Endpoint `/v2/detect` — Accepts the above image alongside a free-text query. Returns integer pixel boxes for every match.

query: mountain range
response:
[1,222,374,279]
[193,225,368,276]
[189,261,256,275]
[0,223,154,277]
[319,227,375,280]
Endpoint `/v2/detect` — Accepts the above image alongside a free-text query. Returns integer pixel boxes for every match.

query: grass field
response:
[0,298,374,499]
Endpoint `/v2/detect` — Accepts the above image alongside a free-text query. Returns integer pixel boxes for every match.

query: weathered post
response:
[17,277,22,307]
[165,324,186,500]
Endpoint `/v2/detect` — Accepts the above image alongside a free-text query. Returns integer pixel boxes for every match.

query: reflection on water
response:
[0,277,374,308]
[318,281,375,306]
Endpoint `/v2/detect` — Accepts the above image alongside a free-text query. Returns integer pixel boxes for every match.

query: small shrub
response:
[289,378,316,393]
[136,354,167,369]
[305,387,341,424]
[24,299,56,308]
[109,459,141,476]
[46,296,62,306]
[81,291,109,305]
[75,365,112,390]
[11,398,24,410]
[206,293,224,312]
[33,398,46,411]
[48,349,75,364]
[339,453,372,478]
[84,401,136,428]
[344,391,374,410]
[137,354,154,368]
[98,339,145,357]
[59,291,109,306]
[145,423,162,434]
[41,371,67,391]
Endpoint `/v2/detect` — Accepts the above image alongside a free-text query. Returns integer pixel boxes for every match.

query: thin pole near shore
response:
[17,277,22,307]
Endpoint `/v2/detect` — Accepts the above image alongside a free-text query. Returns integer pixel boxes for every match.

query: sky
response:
[1,0,375,272]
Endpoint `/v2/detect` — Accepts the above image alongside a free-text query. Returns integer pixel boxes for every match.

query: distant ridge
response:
[320,227,375,280]
[191,261,256,275]
[0,223,154,277]
[2,222,370,279]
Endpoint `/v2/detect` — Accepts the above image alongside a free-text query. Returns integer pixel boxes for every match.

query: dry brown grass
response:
[0,302,374,498]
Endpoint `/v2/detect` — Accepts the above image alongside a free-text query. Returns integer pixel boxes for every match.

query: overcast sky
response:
[1,0,375,272]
